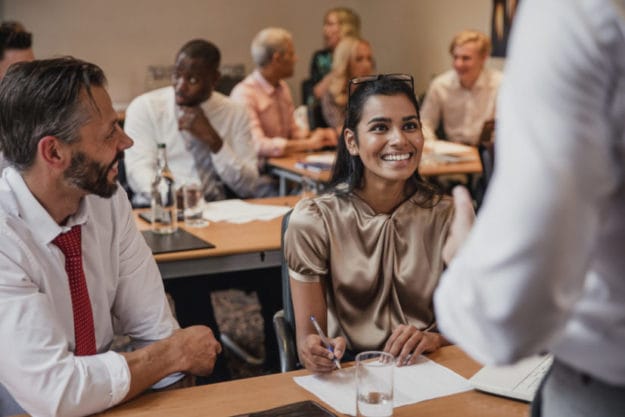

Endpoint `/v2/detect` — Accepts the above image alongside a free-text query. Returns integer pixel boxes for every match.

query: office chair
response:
[272,210,301,372]
[301,78,329,130]
[474,121,496,211]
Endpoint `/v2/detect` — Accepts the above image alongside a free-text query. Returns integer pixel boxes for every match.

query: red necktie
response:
[53,226,97,356]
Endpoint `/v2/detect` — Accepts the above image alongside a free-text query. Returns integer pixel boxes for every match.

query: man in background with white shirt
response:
[0,21,34,173]
[436,1,625,415]
[0,57,221,417]
[420,29,502,146]
[124,39,272,206]
[125,39,282,376]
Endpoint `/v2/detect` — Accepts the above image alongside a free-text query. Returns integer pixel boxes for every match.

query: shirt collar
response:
[473,69,489,90]
[2,167,89,245]
[252,69,280,96]
[452,68,489,91]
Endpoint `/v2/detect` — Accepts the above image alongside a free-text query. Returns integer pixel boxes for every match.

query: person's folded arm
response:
[209,108,262,198]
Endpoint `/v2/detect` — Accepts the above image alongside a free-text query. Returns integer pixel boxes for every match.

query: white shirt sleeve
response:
[123,94,159,200]
[420,83,442,142]
[434,0,623,365]
[0,260,130,417]
[211,106,262,198]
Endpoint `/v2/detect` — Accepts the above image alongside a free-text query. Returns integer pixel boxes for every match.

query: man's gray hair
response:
[251,27,293,68]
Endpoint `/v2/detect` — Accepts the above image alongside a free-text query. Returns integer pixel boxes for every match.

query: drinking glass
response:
[183,181,208,227]
[356,351,394,417]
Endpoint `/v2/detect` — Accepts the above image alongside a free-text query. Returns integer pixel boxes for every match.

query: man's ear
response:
[38,136,71,169]
[212,69,221,88]
[272,51,282,64]
[344,129,359,155]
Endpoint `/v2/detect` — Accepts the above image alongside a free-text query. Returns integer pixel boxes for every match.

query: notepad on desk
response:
[202,199,291,224]
[469,354,553,402]
[295,153,336,172]
[293,355,471,416]
[140,229,215,254]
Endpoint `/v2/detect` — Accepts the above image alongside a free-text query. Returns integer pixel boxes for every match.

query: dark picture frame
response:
[491,0,521,57]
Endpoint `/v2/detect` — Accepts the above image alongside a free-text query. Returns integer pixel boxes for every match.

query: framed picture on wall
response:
[491,0,521,57]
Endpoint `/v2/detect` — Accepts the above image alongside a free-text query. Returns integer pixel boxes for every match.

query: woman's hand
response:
[383,325,446,366]
[298,334,346,373]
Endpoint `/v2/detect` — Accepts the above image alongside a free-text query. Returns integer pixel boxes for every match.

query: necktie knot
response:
[53,225,82,258]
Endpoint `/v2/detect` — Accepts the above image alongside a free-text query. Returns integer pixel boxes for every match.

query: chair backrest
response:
[280,210,295,331]
[475,141,495,210]
[272,209,301,372]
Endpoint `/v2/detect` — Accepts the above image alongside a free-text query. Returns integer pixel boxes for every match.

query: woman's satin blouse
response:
[284,191,454,351]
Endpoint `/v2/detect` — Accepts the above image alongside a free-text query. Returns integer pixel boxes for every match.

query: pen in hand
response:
[310,315,341,369]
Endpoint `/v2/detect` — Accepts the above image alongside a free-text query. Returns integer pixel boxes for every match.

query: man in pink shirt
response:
[231,27,337,159]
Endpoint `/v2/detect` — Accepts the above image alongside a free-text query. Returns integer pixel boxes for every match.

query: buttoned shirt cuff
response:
[261,137,288,158]
[99,351,131,406]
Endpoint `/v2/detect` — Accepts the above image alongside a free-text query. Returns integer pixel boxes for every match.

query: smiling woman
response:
[284,75,473,374]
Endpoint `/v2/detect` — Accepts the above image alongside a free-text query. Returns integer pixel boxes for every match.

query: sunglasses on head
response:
[346,73,415,124]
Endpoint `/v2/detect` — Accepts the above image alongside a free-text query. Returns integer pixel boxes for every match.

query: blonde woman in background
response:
[321,37,374,132]
[309,7,361,100]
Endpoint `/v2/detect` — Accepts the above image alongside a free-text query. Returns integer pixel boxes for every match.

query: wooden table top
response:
[135,195,300,263]
[267,144,482,184]
[92,346,528,417]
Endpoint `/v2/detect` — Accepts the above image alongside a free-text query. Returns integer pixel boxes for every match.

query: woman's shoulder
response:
[292,192,350,217]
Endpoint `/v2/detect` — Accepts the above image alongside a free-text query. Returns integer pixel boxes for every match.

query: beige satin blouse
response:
[284,191,454,352]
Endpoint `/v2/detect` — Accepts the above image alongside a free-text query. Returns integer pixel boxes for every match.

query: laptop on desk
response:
[469,354,553,402]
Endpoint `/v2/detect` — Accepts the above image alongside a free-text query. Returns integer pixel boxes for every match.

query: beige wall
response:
[1,0,501,106]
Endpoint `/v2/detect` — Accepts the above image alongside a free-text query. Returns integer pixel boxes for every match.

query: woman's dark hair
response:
[0,57,106,171]
[0,21,32,59]
[328,76,441,207]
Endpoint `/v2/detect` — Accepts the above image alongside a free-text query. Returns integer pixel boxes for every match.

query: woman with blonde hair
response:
[309,7,361,100]
[321,37,374,131]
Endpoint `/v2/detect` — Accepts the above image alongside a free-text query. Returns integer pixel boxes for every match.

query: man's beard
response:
[64,150,123,198]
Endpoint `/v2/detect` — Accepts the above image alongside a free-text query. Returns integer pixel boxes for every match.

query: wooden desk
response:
[268,144,482,196]
[135,196,299,279]
[94,346,528,417]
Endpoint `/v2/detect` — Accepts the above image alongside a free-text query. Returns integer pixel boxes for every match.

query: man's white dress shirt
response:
[0,168,178,417]
[420,68,502,145]
[124,87,262,205]
[435,0,625,386]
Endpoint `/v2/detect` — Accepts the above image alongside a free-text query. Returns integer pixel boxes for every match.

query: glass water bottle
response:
[150,143,178,234]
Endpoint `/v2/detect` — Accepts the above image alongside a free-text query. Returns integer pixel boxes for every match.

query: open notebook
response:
[469,354,553,402]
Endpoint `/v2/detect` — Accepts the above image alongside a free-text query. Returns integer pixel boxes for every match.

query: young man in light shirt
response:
[420,30,502,146]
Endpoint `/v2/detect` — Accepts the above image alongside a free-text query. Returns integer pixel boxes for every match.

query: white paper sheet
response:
[425,140,475,156]
[293,355,472,416]
[201,199,291,223]
[305,152,336,165]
